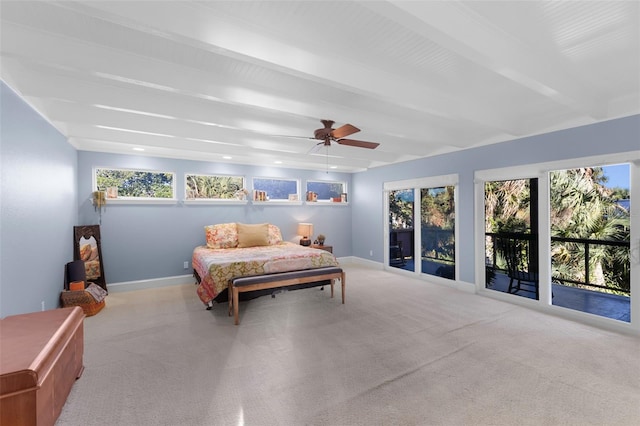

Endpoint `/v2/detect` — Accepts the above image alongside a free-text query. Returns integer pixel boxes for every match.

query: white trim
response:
[252,200,304,206]
[304,201,349,206]
[100,198,178,205]
[183,199,248,206]
[475,150,640,181]
[383,174,458,191]
[349,256,384,269]
[107,274,194,292]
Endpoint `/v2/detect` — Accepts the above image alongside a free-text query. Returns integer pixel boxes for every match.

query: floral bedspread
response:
[193,242,339,304]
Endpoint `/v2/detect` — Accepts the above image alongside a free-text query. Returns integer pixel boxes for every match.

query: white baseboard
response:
[107,274,195,293]
[348,256,475,292]
[344,256,384,269]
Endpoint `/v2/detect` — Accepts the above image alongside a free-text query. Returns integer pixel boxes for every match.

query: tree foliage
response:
[483,168,630,294]
[97,169,173,198]
[186,175,242,199]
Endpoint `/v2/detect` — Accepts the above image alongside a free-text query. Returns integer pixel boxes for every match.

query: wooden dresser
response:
[1,307,84,426]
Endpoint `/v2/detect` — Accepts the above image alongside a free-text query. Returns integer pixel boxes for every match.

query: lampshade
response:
[297,222,313,238]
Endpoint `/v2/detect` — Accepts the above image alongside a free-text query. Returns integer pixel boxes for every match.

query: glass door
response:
[421,186,455,280]
[389,189,415,271]
[549,165,631,322]
[484,178,540,300]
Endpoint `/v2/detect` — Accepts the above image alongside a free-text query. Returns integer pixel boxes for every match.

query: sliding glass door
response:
[421,186,455,280]
[477,157,637,328]
[549,165,631,322]
[484,178,539,300]
[385,175,458,278]
[388,189,415,271]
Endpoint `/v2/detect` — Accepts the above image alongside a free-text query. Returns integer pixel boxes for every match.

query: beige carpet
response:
[57,264,640,425]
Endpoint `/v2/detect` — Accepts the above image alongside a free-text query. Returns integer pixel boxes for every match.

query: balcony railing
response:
[485,232,630,296]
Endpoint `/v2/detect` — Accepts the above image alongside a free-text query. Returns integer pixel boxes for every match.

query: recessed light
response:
[274,161,282,164]
[222,156,232,160]
[329,165,337,169]
[132,147,145,151]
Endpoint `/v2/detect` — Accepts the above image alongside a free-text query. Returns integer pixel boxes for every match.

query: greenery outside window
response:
[186,174,245,200]
[95,168,175,201]
[306,180,347,202]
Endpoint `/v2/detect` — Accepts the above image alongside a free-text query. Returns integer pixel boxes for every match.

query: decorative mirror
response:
[74,225,107,293]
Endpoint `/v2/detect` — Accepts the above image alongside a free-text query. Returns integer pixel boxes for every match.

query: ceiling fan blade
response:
[337,139,379,149]
[271,134,315,140]
[331,123,360,139]
[306,141,326,154]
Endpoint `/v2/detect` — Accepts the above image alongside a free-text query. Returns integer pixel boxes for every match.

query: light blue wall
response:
[2,75,638,316]
[352,115,640,284]
[0,82,78,317]
[77,151,353,283]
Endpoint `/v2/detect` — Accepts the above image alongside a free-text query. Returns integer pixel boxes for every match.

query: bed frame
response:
[228,267,345,325]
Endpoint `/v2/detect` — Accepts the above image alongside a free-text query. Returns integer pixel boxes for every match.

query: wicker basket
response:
[60,290,105,316]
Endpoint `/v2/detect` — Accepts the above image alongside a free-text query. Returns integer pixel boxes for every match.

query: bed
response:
[192,223,340,306]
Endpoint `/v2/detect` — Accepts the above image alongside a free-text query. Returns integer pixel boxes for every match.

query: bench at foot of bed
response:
[228,267,345,325]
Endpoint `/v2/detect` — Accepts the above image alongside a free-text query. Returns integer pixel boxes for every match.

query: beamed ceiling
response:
[1,1,638,172]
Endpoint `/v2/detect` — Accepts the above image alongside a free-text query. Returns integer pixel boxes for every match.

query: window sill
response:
[252,200,303,206]
[183,199,249,205]
[100,198,178,205]
[305,201,349,206]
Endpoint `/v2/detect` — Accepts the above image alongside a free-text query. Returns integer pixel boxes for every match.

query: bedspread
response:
[193,242,339,304]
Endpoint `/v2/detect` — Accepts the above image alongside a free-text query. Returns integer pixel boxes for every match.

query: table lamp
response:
[298,222,313,246]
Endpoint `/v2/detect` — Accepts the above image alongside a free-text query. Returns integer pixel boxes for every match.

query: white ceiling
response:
[2,1,638,173]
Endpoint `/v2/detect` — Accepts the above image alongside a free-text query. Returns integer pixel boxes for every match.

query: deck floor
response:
[391,259,631,323]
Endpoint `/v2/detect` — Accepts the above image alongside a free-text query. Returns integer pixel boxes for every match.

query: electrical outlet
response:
[41,301,45,311]
[183,261,189,269]
[370,250,373,256]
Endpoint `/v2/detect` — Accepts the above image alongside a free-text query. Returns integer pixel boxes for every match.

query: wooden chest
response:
[1,307,84,426]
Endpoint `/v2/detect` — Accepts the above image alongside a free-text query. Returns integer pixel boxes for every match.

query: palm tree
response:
[549,168,629,293]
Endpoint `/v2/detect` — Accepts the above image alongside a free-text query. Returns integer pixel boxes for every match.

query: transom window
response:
[306,180,347,202]
[252,177,299,201]
[95,168,175,199]
[185,174,244,200]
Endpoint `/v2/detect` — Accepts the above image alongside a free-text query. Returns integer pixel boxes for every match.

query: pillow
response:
[267,224,283,245]
[236,223,270,248]
[205,223,238,249]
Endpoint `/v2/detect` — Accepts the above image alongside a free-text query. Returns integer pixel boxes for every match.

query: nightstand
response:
[310,244,333,253]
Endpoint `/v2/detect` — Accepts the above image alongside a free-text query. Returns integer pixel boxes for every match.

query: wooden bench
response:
[0,307,84,426]
[229,267,345,325]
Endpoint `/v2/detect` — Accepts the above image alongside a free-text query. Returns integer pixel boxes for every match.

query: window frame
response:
[383,174,459,283]
[305,179,348,204]
[184,173,247,204]
[473,150,640,334]
[93,167,177,204]
[251,176,302,204]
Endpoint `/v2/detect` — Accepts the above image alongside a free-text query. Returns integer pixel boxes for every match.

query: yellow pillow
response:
[236,223,269,248]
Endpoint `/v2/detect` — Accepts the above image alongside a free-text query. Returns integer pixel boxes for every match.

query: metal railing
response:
[486,232,630,295]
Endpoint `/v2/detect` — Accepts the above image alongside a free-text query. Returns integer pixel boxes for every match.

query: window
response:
[421,186,456,280]
[484,178,539,300]
[252,177,299,201]
[384,175,458,279]
[549,165,630,320]
[306,180,346,202]
[185,174,244,200]
[95,168,175,200]
[475,153,638,329]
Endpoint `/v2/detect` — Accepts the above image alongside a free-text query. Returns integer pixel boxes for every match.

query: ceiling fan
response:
[308,119,380,150]
[275,120,379,153]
